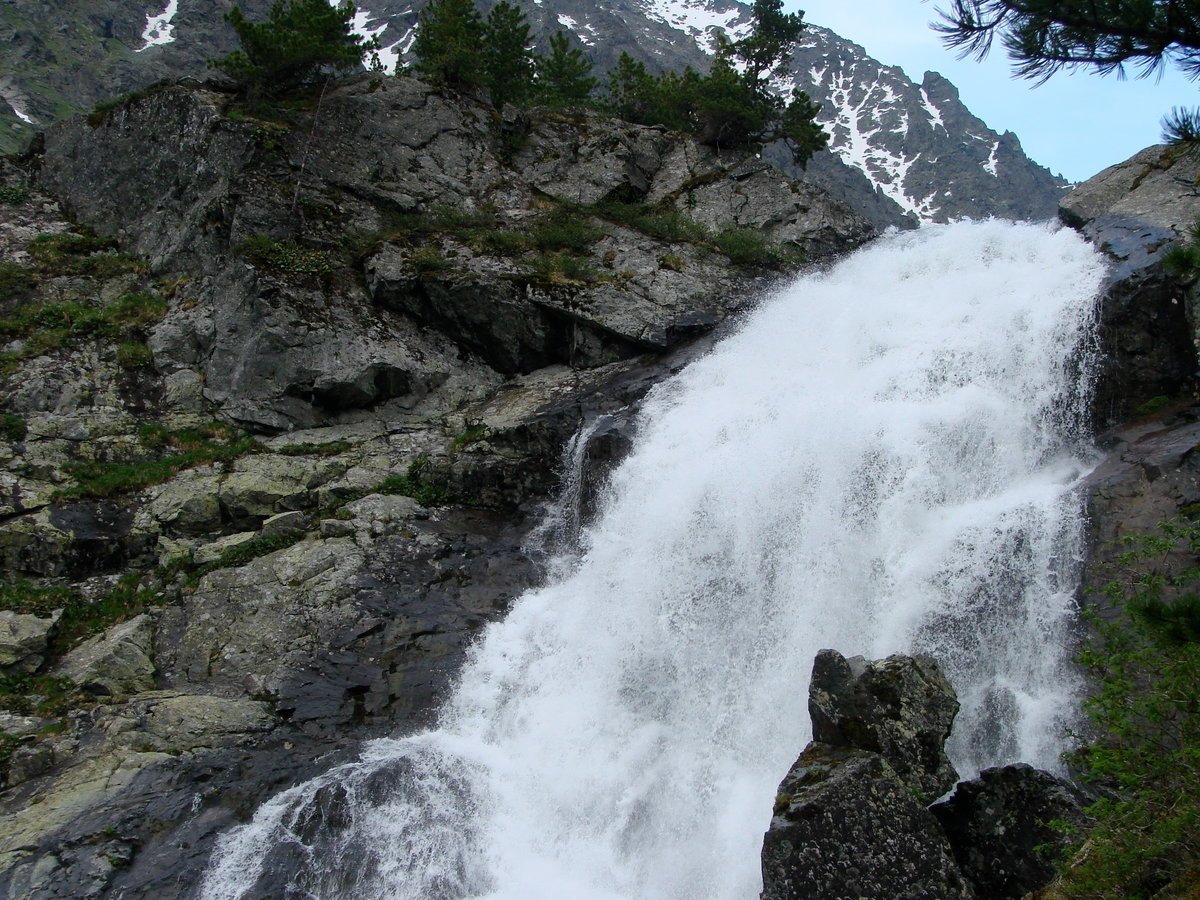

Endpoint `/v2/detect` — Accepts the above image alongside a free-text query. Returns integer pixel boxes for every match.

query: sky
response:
[788,0,1199,183]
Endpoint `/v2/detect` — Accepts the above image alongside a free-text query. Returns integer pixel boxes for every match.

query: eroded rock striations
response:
[0,75,870,897]
[761,650,1087,900]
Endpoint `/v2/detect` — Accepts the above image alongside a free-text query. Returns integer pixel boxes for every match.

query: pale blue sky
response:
[789,0,1199,182]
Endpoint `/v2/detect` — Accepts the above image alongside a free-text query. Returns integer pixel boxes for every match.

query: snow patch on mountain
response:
[138,0,179,52]
[640,0,751,52]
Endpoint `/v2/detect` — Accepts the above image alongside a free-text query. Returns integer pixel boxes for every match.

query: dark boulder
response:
[762,745,973,900]
[809,648,960,799]
[931,763,1090,899]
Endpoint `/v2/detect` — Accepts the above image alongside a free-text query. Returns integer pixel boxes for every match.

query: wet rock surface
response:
[808,648,960,799]
[932,763,1090,899]
[762,650,1081,900]
[1059,144,1200,427]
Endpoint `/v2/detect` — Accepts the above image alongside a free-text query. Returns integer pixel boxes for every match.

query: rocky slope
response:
[0,74,869,897]
[0,0,1066,228]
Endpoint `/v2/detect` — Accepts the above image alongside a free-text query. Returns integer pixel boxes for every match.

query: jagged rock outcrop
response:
[808,647,960,799]
[762,650,1086,900]
[761,649,973,900]
[37,77,868,433]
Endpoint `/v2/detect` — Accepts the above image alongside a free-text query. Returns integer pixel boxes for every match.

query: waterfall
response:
[202,220,1106,900]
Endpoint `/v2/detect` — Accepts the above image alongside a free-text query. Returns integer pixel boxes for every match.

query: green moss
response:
[659,253,685,272]
[374,457,455,507]
[522,251,600,286]
[1,413,27,442]
[1054,519,1200,895]
[0,578,77,617]
[1135,395,1171,416]
[409,245,452,275]
[714,226,794,269]
[238,235,334,278]
[0,292,167,376]
[475,230,533,255]
[0,262,37,298]
[594,201,710,243]
[532,213,604,253]
[115,341,153,370]
[27,231,143,278]
[191,531,307,581]
[452,423,488,451]
[54,423,261,501]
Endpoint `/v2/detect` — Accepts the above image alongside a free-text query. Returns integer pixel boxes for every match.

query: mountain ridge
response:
[0,0,1066,228]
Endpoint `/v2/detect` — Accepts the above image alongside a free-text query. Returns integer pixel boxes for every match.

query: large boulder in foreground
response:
[762,649,972,900]
[932,763,1090,900]
[763,744,973,900]
[808,648,960,799]
[762,650,1086,900]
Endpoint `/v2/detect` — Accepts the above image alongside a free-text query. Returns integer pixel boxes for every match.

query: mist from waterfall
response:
[202,220,1107,900]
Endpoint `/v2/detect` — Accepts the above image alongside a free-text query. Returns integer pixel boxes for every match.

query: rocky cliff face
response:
[1,0,1066,229]
[0,75,869,897]
[1056,145,1200,609]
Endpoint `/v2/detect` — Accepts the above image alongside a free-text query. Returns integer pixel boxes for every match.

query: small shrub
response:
[1164,221,1200,281]
[115,341,154,370]
[239,235,334,278]
[409,245,452,275]
[0,187,29,205]
[0,413,26,442]
[659,253,685,272]
[714,226,788,269]
[524,252,599,286]
[374,457,455,507]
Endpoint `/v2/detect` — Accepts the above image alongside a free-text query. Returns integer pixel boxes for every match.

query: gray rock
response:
[0,609,61,673]
[762,744,974,900]
[191,531,259,566]
[260,510,310,538]
[54,615,156,696]
[931,763,1090,899]
[809,648,961,799]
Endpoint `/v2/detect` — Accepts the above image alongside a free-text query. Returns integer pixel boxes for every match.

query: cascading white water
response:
[203,220,1107,900]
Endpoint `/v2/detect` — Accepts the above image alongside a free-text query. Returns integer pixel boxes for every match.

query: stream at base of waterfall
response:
[202,220,1107,900]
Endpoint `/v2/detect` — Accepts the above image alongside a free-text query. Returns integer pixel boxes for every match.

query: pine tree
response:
[536,31,598,107]
[212,0,368,101]
[483,2,537,109]
[602,2,827,167]
[936,0,1200,143]
[412,0,486,89]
